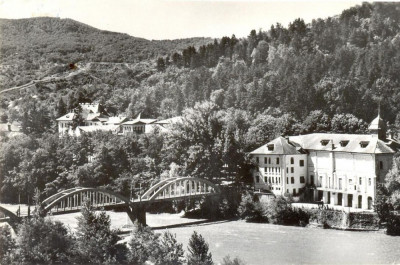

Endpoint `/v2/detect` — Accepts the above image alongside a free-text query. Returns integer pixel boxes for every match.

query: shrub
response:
[386,213,400,236]
[237,192,267,222]
[0,225,15,263]
[265,196,310,226]
[222,255,246,265]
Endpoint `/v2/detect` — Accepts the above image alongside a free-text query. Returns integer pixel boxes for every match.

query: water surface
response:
[161,220,400,265]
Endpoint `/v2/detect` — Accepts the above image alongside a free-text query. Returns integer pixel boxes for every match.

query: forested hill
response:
[0,17,213,63]
[0,17,213,87]
[1,3,400,133]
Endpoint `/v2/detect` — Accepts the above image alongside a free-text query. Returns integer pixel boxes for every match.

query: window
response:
[256,175,260,183]
[299,160,304,167]
[291,167,294,173]
[368,178,372,186]
[267,144,274,151]
[276,158,280,164]
[287,189,289,193]
[300,176,305,184]
[320,140,330,146]
[293,189,296,195]
[291,177,295,184]
[264,177,268,183]
[264,167,267,172]
[349,179,353,185]
[286,177,288,184]
[360,141,369,148]
[380,161,383,170]
[272,177,274,184]
[310,175,314,185]
[290,157,294,164]
[256,157,259,163]
[286,167,288,173]
[268,158,271,164]
[276,177,278,183]
[359,177,362,185]
[340,140,349,147]
[264,157,268,164]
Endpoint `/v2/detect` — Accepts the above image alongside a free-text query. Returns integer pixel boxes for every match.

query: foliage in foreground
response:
[1,201,248,264]
[187,231,213,265]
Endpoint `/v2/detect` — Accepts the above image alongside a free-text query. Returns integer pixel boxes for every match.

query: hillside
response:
[1,3,400,130]
[0,17,213,88]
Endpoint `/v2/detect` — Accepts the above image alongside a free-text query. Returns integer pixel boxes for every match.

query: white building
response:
[56,103,181,137]
[250,115,398,211]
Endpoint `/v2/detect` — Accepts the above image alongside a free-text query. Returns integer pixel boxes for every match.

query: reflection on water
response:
[163,220,400,265]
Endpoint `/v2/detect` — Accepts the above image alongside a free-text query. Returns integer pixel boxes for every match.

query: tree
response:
[157,57,166,72]
[156,231,185,265]
[187,231,213,265]
[13,217,74,264]
[128,223,160,264]
[75,199,127,264]
[56,97,67,118]
[71,105,84,130]
[0,226,15,263]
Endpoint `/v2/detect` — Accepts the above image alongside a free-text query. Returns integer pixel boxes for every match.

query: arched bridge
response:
[0,177,220,226]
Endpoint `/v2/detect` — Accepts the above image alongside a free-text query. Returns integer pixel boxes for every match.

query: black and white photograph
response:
[0,0,400,264]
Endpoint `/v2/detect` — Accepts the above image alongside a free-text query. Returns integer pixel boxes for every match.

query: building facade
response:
[250,115,398,211]
[56,103,181,137]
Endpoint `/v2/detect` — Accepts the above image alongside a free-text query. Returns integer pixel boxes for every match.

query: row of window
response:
[264,176,281,184]
[264,167,281,174]
[255,175,305,184]
[256,157,305,167]
[286,176,305,184]
[257,157,280,164]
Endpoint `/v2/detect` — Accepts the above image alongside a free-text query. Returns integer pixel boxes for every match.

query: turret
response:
[368,114,387,140]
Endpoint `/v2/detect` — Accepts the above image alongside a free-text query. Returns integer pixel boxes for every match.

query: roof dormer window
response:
[320,140,330,146]
[340,140,349,147]
[267,144,274,151]
[360,141,369,148]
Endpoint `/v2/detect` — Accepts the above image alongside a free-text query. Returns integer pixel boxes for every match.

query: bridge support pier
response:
[127,204,147,226]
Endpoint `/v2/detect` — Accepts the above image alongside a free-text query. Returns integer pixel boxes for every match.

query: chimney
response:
[285,136,290,145]
[7,123,11,132]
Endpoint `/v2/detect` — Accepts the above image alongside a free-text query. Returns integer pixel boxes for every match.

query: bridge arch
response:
[0,205,20,222]
[42,187,131,214]
[142,177,220,201]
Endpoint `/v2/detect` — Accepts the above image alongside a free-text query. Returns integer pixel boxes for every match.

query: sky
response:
[0,0,363,40]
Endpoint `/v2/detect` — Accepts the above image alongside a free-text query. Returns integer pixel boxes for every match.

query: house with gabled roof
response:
[56,103,182,137]
[250,114,398,211]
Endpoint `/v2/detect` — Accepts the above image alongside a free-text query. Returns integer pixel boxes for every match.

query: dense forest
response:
[0,3,400,206]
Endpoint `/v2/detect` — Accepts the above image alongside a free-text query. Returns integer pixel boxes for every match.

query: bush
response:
[265,196,310,226]
[0,225,15,263]
[222,255,246,265]
[386,213,400,236]
[237,192,267,222]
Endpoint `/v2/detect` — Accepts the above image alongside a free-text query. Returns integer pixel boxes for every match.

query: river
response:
[156,220,400,265]
[3,206,400,264]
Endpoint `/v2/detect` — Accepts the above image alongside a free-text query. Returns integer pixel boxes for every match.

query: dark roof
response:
[289,133,395,154]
